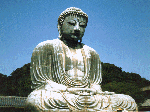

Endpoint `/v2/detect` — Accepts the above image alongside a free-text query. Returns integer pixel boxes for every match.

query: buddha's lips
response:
[72,33,80,37]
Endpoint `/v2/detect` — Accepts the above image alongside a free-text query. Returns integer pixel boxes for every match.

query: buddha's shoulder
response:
[82,44,99,57]
[83,44,97,53]
[35,38,61,48]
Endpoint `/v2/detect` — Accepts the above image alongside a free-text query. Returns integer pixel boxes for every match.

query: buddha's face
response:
[61,14,87,42]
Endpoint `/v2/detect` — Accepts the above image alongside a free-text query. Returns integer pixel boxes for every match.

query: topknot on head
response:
[58,7,88,25]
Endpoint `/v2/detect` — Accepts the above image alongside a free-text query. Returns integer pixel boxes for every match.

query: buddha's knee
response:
[26,90,42,104]
[111,94,137,111]
[26,90,68,110]
[26,90,43,111]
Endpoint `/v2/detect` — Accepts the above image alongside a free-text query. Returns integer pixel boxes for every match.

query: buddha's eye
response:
[68,21,75,26]
[80,22,86,28]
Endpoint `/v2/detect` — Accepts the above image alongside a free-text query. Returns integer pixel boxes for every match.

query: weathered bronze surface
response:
[26,7,138,112]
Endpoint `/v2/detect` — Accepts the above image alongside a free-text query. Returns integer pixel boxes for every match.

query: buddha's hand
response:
[46,80,67,92]
[111,94,137,111]
[67,88,96,95]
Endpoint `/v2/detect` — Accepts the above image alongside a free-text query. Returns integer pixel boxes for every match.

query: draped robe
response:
[26,39,137,111]
[30,38,102,89]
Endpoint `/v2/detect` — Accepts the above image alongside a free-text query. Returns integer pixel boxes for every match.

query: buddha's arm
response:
[30,42,68,92]
[88,50,102,93]
[45,80,67,92]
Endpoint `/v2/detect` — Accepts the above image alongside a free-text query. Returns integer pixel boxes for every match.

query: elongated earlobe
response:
[58,24,62,39]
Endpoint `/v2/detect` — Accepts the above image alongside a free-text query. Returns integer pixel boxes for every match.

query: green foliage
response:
[101,81,147,105]
[0,63,32,97]
[101,62,150,87]
[101,62,150,106]
[101,62,123,84]
[0,73,7,95]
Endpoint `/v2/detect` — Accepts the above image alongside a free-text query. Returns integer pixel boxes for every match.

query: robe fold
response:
[31,38,102,90]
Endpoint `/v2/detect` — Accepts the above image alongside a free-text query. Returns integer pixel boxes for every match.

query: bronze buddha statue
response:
[26,7,138,112]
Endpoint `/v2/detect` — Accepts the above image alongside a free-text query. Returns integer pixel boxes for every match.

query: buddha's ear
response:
[57,23,62,39]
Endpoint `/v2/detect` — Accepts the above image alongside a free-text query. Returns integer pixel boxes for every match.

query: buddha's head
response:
[58,7,88,42]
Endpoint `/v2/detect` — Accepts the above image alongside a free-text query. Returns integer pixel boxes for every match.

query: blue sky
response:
[0,0,150,80]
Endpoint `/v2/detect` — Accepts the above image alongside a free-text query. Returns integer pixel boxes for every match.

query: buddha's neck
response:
[61,38,82,49]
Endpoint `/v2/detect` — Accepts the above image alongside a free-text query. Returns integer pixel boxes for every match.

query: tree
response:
[101,81,147,105]
[6,63,32,96]
[0,73,7,95]
[101,62,150,106]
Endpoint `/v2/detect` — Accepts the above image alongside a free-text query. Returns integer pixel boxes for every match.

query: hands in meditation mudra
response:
[26,7,138,111]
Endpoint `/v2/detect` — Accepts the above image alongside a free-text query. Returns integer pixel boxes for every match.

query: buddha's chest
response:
[64,48,85,80]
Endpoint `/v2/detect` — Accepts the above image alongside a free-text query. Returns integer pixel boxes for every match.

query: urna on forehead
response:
[58,7,88,25]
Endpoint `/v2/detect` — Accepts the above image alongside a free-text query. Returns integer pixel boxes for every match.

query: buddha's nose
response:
[74,22,80,31]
